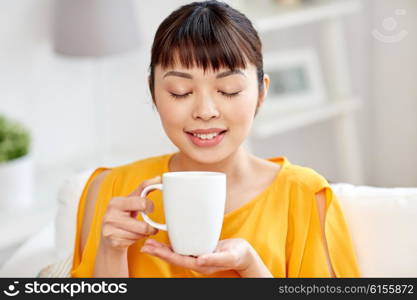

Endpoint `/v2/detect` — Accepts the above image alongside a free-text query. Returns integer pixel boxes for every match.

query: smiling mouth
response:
[186,130,228,140]
[185,129,228,147]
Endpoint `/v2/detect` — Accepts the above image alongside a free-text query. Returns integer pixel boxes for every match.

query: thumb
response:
[129,175,162,197]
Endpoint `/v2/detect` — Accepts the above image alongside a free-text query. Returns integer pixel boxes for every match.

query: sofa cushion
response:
[330,183,417,277]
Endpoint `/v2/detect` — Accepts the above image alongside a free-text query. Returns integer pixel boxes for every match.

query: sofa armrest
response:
[0,220,56,277]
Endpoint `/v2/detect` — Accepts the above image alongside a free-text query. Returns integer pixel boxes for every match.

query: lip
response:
[186,130,227,147]
[185,128,227,134]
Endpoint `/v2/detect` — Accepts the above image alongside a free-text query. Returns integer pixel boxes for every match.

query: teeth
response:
[192,132,219,140]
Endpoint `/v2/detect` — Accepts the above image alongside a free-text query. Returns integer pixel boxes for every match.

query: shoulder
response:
[107,152,173,195]
[284,164,331,225]
[82,152,172,199]
[284,163,330,194]
[89,169,111,187]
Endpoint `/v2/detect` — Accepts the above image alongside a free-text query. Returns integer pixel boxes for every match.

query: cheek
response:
[155,90,181,125]
[233,102,255,119]
[159,105,184,129]
[155,99,189,140]
[229,91,258,124]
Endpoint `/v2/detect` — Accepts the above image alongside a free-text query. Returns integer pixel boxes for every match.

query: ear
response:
[257,73,270,109]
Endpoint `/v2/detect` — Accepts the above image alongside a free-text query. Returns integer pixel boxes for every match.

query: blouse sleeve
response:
[71,167,113,278]
[285,168,361,278]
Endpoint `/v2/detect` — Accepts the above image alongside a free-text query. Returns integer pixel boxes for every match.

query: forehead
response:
[154,62,256,79]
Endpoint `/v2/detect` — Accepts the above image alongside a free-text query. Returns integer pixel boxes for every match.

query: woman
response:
[71,0,360,278]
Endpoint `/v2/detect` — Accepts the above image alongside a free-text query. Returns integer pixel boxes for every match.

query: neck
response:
[169,147,253,184]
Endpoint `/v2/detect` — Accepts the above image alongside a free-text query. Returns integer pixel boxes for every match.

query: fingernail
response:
[140,246,149,252]
[141,246,155,253]
[145,238,155,245]
[146,200,154,213]
[144,239,152,246]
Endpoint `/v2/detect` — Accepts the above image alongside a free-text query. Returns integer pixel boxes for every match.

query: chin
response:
[182,146,233,165]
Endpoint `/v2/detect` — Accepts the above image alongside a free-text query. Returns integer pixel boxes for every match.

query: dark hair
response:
[148,0,264,114]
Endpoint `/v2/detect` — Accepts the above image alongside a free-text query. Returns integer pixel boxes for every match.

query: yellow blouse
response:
[71,152,360,278]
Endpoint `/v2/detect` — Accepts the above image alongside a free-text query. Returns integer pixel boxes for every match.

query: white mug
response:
[140,171,226,256]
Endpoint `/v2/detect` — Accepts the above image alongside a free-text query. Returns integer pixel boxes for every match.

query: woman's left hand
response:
[140,238,255,275]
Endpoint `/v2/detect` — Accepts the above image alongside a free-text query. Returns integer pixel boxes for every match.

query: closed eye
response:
[169,91,240,99]
[219,91,241,98]
[170,92,191,99]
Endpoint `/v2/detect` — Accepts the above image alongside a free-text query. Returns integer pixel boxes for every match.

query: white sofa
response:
[1,169,417,277]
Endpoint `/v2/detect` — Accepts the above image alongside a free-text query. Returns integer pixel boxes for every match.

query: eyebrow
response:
[163,69,246,79]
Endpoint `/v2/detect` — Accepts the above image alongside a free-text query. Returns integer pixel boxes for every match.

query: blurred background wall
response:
[0,0,416,210]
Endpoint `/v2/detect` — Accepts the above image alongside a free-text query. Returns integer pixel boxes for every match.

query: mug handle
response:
[140,183,167,231]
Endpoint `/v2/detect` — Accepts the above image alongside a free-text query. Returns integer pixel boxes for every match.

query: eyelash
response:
[169,91,241,99]
[169,93,190,99]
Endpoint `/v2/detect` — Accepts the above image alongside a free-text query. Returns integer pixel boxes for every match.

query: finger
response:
[104,227,144,241]
[112,196,154,213]
[129,176,162,196]
[144,238,172,250]
[196,252,237,268]
[106,236,137,249]
[111,216,159,236]
[141,244,199,270]
[130,198,155,218]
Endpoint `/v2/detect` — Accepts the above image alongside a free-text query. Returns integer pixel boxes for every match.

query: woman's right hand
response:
[100,176,161,251]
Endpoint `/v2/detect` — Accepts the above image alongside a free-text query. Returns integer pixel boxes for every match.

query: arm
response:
[80,170,129,278]
[80,170,110,252]
[315,189,336,278]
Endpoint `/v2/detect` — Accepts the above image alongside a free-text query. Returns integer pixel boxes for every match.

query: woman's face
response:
[153,62,268,164]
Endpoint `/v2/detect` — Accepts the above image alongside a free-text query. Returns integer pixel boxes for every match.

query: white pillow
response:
[330,183,417,277]
[37,254,72,278]
[54,169,94,260]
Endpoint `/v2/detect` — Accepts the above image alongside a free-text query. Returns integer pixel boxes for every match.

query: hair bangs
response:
[154,5,256,73]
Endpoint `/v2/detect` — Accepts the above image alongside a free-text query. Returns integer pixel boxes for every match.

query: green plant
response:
[0,115,31,162]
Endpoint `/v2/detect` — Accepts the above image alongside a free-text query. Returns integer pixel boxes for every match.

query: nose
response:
[192,95,220,121]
